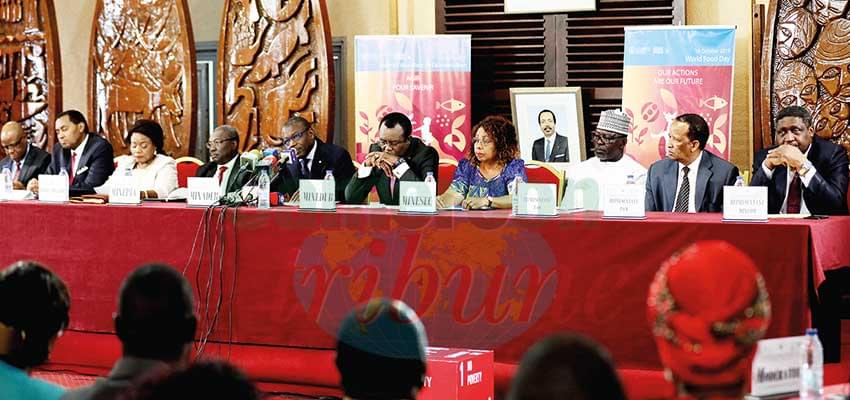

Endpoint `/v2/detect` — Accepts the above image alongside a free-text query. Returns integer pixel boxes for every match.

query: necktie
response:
[69,151,77,183]
[218,165,228,184]
[674,166,690,212]
[13,160,21,182]
[300,158,310,178]
[786,174,802,214]
[390,175,397,198]
[545,140,552,161]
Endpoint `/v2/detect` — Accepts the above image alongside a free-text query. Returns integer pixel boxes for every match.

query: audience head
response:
[1,121,28,162]
[336,298,428,400]
[378,112,413,157]
[55,110,89,149]
[126,119,165,163]
[208,125,240,165]
[282,116,316,158]
[127,360,259,400]
[592,109,631,162]
[468,115,519,167]
[0,261,70,369]
[115,264,196,363]
[538,109,556,139]
[667,113,710,164]
[507,333,627,400]
[647,241,771,398]
[775,105,815,153]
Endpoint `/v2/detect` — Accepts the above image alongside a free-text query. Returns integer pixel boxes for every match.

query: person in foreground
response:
[62,264,197,400]
[750,105,849,215]
[647,241,771,399]
[436,115,526,209]
[96,120,178,199]
[336,298,428,400]
[28,110,115,196]
[506,333,627,400]
[0,121,51,189]
[0,261,71,400]
[123,360,259,400]
[645,113,739,212]
[345,112,439,205]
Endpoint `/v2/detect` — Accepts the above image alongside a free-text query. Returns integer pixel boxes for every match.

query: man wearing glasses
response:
[269,116,355,201]
[345,112,438,205]
[0,121,51,190]
[566,109,646,209]
[196,125,253,195]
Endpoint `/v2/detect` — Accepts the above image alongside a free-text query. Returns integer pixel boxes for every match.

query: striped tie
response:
[674,166,690,212]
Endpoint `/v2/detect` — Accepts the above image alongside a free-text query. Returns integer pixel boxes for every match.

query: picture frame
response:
[504,0,596,14]
[510,87,586,169]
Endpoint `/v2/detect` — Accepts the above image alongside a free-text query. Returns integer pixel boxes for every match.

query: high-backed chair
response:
[438,158,458,194]
[524,160,565,205]
[175,156,203,188]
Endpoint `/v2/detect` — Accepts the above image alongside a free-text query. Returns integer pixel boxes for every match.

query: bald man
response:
[0,122,51,189]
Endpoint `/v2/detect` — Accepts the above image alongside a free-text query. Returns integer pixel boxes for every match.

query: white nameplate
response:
[724,186,768,222]
[0,175,9,200]
[187,177,221,207]
[399,181,436,214]
[749,336,812,397]
[299,179,335,211]
[602,184,645,219]
[108,176,140,205]
[38,174,69,203]
[515,182,557,217]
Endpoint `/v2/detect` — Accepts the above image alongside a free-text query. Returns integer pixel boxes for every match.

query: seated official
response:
[96,120,177,199]
[648,241,770,399]
[345,112,438,205]
[567,109,646,209]
[268,116,355,201]
[750,105,849,215]
[0,261,71,400]
[645,114,738,212]
[196,125,254,196]
[436,115,526,210]
[28,110,115,196]
[0,122,51,189]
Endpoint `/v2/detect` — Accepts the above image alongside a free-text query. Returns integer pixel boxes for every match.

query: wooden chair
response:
[175,156,204,188]
[524,160,565,206]
[437,158,458,194]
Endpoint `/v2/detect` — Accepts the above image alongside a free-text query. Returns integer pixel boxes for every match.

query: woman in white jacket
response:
[97,119,177,199]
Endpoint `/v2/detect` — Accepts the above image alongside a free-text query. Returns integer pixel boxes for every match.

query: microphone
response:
[238,149,263,172]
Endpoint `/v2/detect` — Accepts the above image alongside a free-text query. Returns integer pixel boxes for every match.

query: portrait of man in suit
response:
[531,109,570,163]
[0,121,51,189]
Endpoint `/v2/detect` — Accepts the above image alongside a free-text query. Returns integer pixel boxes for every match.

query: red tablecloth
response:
[2,201,848,391]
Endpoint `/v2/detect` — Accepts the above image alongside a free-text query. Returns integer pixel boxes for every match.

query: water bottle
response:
[799,328,823,399]
[324,169,335,201]
[58,167,69,182]
[734,175,745,187]
[1,167,11,195]
[626,174,636,185]
[424,171,436,196]
[510,175,523,215]
[257,169,270,209]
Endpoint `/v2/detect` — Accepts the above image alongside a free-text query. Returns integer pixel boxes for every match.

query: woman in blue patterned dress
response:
[436,115,527,209]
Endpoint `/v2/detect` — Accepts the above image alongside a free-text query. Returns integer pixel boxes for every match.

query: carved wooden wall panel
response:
[0,0,61,153]
[218,0,334,151]
[88,0,197,157]
[762,0,850,153]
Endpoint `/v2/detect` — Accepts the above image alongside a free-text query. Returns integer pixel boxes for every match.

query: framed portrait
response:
[504,0,596,14]
[510,87,586,169]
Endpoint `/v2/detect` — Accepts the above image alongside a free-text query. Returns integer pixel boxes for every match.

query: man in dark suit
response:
[750,105,849,215]
[270,116,355,201]
[345,112,438,205]
[27,110,115,196]
[0,121,51,189]
[646,113,739,212]
[195,125,254,195]
[531,109,569,163]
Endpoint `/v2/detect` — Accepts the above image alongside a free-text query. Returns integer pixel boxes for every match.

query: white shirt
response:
[303,141,317,172]
[567,155,647,210]
[675,151,703,213]
[96,154,178,198]
[760,145,814,214]
[215,155,239,195]
[71,134,90,174]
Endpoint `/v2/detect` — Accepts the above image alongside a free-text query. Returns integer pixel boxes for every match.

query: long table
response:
[2,201,849,393]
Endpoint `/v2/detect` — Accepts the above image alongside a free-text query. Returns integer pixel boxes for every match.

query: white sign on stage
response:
[723,186,768,221]
[515,183,558,217]
[602,184,645,219]
[299,179,335,211]
[749,336,811,397]
[109,176,140,205]
[399,181,436,214]
[187,177,220,207]
[38,174,69,203]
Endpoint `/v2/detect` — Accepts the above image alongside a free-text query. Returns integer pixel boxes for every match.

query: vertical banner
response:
[355,35,471,162]
[623,26,736,167]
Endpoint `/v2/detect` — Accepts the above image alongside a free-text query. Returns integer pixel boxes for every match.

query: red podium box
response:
[420,347,494,400]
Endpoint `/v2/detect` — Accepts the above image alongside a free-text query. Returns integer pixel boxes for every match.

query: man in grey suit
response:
[531,109,569,163]
[645,113,739,212]
[0,121,51,189]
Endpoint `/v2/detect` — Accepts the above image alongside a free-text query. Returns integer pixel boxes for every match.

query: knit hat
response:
[596,109,631,136]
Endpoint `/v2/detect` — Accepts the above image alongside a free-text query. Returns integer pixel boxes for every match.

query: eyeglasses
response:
[282,129,309,148]
[206,137,238,148]
[378,138,408,148]
[1,136,25,151]
[472,137,494,146]
[591,131,625,144]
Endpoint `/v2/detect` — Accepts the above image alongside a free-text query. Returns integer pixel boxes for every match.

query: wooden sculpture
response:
[218,0,334,151]
[762,0,850,153]
[0,0,61,152]
[88,0,197,157]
